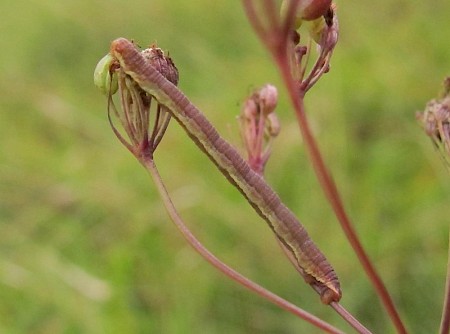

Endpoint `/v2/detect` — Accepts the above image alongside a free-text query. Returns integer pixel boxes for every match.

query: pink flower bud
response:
[243,98,258,120]
[259,84,278,115]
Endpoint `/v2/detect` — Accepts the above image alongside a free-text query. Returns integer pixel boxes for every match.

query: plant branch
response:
[280,59,407,334]
[241,1,407,332]
[330,303,372,334]
[140,155,345,334]
[276,230,372,334]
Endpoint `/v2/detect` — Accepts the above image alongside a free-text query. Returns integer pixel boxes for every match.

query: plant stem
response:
[439,232,450,334]
[277,230,372,333]
[276,53,407,334]
[240,1,407,329]
[140,155,345,334]
[235,1,407,331]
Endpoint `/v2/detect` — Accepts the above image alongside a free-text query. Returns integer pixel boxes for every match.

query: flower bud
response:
[259,84,278,116]
[306,17,326,44]
[94,54,118,95]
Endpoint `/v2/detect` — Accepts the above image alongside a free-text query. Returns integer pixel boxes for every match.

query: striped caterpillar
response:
[108,38,342,304]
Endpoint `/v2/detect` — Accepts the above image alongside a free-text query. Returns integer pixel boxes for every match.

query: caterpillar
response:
[109,38,341,304]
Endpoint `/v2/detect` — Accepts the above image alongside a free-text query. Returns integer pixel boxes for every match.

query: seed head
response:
[94,41,179,156]
[141,46,179,86]
[417,78,450,169]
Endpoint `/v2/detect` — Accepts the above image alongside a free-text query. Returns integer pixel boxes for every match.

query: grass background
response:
[1,0,449,333]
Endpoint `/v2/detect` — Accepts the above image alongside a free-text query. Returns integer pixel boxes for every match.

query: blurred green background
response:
[1,1,449,333]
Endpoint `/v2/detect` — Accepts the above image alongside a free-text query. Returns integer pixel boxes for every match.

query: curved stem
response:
[330,303,372,334]
[276,55,407,334]
[241,1,407,329]
[277,233,372,334]
[141,155,345,334]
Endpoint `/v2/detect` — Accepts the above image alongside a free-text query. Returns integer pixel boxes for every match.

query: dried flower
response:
[416,77,450,169]
[141,46,179,86]
[259,84,278,115]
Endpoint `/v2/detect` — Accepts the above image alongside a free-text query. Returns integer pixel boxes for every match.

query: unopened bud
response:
[243,98,258,120]
[259,84,278,115]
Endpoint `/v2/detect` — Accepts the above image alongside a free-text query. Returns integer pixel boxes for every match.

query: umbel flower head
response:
[94,43,178,157]
[416,77,450,170]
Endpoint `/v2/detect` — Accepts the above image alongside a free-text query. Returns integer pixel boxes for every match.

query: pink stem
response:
[242,1,407,331]
[276,55,407,334]
[141,155,345,334]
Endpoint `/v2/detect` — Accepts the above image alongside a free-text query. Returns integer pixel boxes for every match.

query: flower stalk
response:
[242,1,407,332]
[94,40,346,334]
